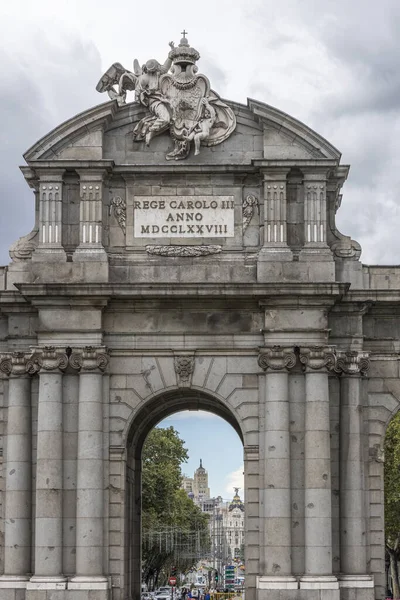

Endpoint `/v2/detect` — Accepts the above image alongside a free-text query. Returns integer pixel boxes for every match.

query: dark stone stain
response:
[293,503,298,510]
[9,469,15,475]
[307,503,314,509]
[268,446,276,451]
[272,563,281,573]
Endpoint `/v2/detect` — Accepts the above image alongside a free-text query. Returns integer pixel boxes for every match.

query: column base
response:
[73,246,108,262]
[338,575,374,588]
[257,575,298,589]
[300,576,339,590]
[27,575,67,590]
[32,247,67,262]
[258,245,293,261]
[299,245,333,262]
[0,575,30,588]
[69,576,109,590]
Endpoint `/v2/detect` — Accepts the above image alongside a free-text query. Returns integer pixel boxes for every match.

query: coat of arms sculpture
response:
[96,32,236,160]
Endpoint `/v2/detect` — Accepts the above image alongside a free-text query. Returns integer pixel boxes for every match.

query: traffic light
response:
[171,566,177,577]
[215,571,219,583]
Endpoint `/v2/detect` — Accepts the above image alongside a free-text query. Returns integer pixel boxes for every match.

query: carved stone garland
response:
[110,197,126,234]
[242,195,259,233]
[146,245,222,257]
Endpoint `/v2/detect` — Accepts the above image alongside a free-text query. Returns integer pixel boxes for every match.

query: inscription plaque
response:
[133,196,235,238]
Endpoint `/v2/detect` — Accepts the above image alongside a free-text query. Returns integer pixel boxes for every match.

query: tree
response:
[384,411,400,598]
[141,427,210,588]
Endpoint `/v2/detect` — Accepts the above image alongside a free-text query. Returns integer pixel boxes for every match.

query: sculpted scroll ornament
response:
[69,346,109,372]
[26,346,68,373]
[258,346,296,371]
[96,33,236,160]
[336,351,369,375]
[9,227,39,262]
[299,346,337,372]
[0,351,39,376]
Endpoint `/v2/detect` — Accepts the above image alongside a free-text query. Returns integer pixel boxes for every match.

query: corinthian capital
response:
[258,346,296,371]
[299,346,336,372]
[336,351,369,376]
[26,346,68,374]
[69,346,109,372]
[0,351,37,376]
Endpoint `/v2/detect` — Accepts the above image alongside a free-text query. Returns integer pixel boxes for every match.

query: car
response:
[155,588,172,600]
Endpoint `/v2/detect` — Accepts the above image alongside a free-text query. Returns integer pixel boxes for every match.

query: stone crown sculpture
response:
[96,32,236,160]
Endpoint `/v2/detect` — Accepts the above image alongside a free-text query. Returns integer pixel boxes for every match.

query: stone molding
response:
[299,346,336,372]
[336,350,369,376]
[69,346,109,372]
[258,345,296,371]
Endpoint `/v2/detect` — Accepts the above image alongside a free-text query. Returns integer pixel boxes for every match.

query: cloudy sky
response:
[1,0,400,264]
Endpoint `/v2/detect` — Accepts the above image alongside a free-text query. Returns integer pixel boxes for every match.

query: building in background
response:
[182,461,245,581]
[182,459,211,503]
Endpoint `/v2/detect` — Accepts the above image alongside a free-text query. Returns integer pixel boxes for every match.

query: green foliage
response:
[142,426,188,530]
[385,412,400,548]
[384,411,400,597]
[141,426,210,588]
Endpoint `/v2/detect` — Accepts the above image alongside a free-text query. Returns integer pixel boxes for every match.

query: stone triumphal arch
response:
[0,33,399,600]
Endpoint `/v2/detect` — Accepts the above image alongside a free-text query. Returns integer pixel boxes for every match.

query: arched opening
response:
[123,389,245,600]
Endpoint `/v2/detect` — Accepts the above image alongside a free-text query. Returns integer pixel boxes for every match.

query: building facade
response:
[0,33,397,600]
[182,460,211,504]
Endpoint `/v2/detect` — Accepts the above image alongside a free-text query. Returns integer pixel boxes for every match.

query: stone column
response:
[0,352,34,590]
[299,346,339,592]
[259,169,292,262]
[257,346,297,589]
[69,346,109,592]
[73,170,107,262]
[33,169,67,262]
[28,347,68,591]
[337,352,374,594]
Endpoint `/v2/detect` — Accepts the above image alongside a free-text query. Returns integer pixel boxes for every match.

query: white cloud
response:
[161,410,220,422]
[224,466,244,497]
